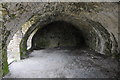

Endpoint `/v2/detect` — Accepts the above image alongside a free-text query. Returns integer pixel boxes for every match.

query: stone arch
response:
[7,30,23,64]
[31,20,86,49]
[20,12,118,59]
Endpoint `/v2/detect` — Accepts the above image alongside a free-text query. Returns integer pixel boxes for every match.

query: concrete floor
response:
[5,48,119,78]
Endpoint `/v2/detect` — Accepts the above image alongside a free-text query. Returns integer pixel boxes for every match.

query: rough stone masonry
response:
[0,2,120,78]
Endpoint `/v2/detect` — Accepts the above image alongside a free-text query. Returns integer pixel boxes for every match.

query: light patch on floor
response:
[5,49,118,78]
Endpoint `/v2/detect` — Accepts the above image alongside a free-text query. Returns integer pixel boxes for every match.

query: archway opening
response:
[31,21,87,50]
[7,30,22,64]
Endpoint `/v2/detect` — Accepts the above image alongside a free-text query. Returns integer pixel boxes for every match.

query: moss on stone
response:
[1,26,10,76]
[10,14,16,19]
[20,39,28,59]
[2,48,9,76]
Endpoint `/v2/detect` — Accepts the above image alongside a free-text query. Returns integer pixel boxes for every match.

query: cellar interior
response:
[0,2,119,79]
[31,21,86,50]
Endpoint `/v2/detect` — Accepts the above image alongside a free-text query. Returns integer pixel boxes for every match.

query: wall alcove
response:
[31,21,86,50]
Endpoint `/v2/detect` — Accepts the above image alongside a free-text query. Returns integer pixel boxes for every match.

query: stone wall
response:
[32,21,85,49]
[0,2,119,78]
[0,3,3,79]
[2,3,118,44]
[7,30,22,64]
[118,2,120,56]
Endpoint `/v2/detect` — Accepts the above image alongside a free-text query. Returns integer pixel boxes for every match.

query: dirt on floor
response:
[4,48,119,78]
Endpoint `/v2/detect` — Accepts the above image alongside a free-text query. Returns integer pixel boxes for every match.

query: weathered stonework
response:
[32,21,86,49]
[20,11,118,58]
[0,4,3,79]
[1,24,9,77]
[0,2,119,78]
[2,3,119,44]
